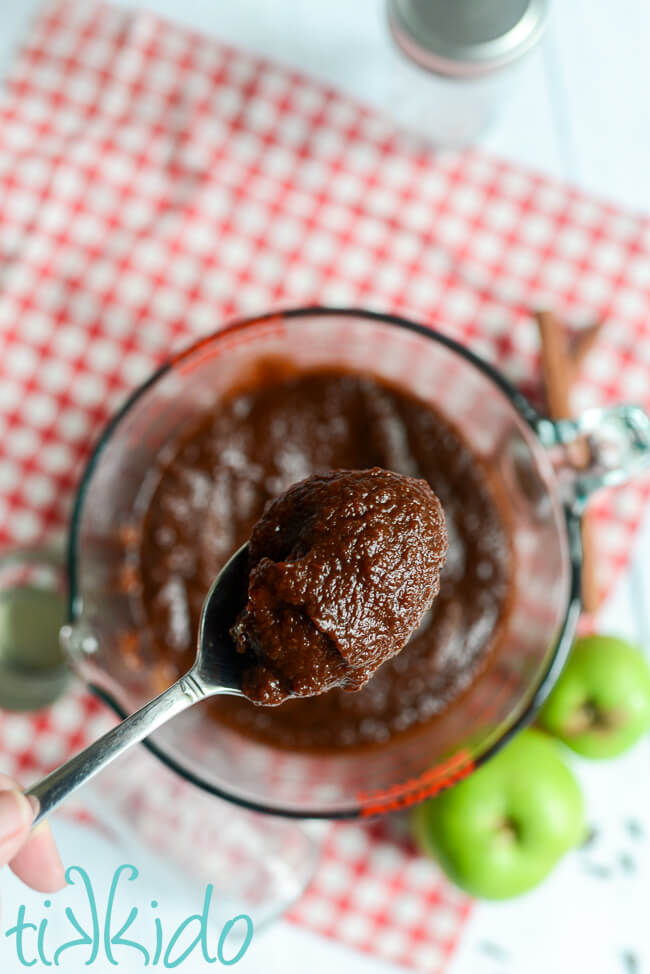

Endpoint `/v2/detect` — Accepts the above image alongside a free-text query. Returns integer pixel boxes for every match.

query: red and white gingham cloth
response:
[2,1,650,971]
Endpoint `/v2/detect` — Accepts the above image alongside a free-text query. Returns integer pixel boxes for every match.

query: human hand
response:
[0,775,65,893]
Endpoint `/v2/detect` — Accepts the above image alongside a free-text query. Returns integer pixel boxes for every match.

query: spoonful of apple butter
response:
[232,467,447,704]
[26,468,447,824]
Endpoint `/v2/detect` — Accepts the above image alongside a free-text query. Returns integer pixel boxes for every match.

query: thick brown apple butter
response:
[135,368,512,751]
[231,468,448,705]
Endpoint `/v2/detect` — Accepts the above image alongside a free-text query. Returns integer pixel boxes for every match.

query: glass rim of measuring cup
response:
[67,306,583,819]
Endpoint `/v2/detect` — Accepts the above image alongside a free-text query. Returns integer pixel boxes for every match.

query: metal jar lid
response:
[388,0,550,78]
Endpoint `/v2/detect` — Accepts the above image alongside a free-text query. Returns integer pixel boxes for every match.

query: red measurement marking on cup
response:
[358,749,475,818]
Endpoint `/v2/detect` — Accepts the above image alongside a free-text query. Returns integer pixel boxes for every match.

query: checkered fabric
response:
[288,818,472,971]
[1,1,650,971]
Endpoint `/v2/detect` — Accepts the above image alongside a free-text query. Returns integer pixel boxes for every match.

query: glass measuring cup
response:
[59,307,650,819]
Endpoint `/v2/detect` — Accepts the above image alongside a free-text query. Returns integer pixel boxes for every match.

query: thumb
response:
[0,790,36,866]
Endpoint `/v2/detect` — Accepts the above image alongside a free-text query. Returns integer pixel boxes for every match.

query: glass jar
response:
[387,0,550,145]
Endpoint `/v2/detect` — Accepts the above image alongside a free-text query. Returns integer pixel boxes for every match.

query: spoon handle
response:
[26,670,207,826]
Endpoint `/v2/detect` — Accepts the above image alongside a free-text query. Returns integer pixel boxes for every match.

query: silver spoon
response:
[26,543,250,826]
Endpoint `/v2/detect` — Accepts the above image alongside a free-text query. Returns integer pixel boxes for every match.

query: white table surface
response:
[1,2,649,973]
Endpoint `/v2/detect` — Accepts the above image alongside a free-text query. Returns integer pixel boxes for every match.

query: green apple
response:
[411,730,585,899]
[538,634,650,759]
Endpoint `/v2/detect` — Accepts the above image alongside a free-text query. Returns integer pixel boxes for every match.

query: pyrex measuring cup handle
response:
[535,403,650,512]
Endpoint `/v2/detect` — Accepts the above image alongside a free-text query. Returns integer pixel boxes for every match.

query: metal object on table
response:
[0,543,69,712]
[387,0,550,145]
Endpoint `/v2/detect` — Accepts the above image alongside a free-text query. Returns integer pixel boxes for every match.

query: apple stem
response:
[497,818,519,842]
[566,701,625,734]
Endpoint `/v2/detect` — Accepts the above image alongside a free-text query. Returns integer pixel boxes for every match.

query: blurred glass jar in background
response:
[387,0,550,146]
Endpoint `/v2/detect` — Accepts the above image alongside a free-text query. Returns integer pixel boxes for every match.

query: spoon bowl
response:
[195,543,249,693]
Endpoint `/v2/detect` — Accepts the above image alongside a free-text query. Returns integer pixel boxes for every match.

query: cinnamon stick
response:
[571,321,603,375]
[536,310,573,417]
[535,310,600,614]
